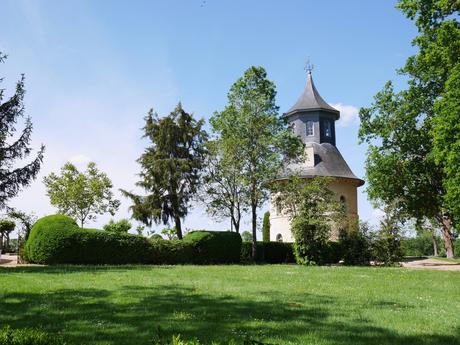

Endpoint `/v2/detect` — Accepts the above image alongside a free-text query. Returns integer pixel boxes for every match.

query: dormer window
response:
[324,120,332,137]
[306,121,314,136]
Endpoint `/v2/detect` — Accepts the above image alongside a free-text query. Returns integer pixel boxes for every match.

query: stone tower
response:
[269,70,364,242]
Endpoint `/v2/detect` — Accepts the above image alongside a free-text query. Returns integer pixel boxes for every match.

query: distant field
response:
[0,265,459,345]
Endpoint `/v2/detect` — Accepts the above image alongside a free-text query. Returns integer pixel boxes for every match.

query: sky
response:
[0,0,418,237]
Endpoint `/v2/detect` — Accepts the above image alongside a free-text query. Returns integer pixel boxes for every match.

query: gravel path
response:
[402,258,460,271]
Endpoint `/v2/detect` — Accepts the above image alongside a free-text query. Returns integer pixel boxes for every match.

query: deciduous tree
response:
[43,162,120,227]
[210,66,302,257]
[359,0,459,257]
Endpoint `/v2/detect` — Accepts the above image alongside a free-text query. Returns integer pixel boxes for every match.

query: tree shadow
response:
[0,281,458,345]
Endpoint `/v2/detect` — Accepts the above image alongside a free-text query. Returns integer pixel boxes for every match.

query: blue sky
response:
[0,0,418,236]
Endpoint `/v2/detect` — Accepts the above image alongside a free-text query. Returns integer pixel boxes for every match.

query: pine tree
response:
[122,104,207,239]
[0,53,44,209]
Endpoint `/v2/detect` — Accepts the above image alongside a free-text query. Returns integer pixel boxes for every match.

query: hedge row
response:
[25,215,242,265]
[241,241,342,264]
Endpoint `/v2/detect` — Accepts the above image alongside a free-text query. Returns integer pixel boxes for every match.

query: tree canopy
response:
[0,52,44,209]
[210,66,303,257]
[359,0,459,257]
[122,104,208,240]
[43,162,120,227]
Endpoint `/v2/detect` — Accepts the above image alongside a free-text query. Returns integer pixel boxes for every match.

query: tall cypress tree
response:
[0,53,44,209]
[122,103,207,239]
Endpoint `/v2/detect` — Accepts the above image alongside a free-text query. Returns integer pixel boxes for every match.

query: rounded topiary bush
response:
[25,214,153,265]
[25,214,78,264]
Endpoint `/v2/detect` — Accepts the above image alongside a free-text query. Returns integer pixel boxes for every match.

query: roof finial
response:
[304,58,314,75]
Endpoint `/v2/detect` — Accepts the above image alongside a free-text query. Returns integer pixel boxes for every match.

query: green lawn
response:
[0,265,459,345]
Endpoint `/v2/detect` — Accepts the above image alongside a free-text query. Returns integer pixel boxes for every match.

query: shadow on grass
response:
[0,267,459,345]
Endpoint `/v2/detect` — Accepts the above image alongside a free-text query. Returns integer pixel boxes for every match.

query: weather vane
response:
[304,58,314,74]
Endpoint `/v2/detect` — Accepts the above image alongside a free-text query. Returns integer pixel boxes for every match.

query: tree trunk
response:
[251,202,257,260]
[0,232,3,250]
[431,230,439,257]
[175,216,183,240]
[6,232,10,252]
[439,215,454,258]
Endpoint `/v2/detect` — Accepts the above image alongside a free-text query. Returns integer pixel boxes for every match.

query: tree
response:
[103,219,132,233]
[43,162,120,227]
[372,203,404,266]
[262,211,270,242]
[210,66,302,258]
[339,221,373,266]
[122,104,208,240]
[241,230,252,242]
[201,140,248,233]
[358,0,459,258]
[8,209,37,248]
[0,53,45,209]
[274,177,345,265]
[0,219,15,252]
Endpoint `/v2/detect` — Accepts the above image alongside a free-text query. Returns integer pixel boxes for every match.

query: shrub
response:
[103,219,132,233]
[150,238,196,264]
[401,232,442,257]
[183,230,242,264]
[454,238,460,258]
[339,222,372,265]
[0,326,66,345]
[241,241,295,264]
[25,215,153,265]
[262,212,270,242]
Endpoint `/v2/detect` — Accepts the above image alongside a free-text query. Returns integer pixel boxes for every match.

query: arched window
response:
[340,195,347,212]
[306,121,314,136]
[276,234,283,242]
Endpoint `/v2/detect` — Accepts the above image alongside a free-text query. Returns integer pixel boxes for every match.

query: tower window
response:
[324,120,332,137]
[340,195,347,212]
[306,121,314,136]
[276,234,283,242]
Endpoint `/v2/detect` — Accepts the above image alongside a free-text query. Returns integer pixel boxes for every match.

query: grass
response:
[0,265,459,345]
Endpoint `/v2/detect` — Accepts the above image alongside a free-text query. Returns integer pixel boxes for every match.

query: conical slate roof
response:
[279,143,365,186]
[285,72,339,118]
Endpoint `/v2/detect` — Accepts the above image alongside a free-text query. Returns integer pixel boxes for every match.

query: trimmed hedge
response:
[241,241,296,263]
[25,215,153,265]
[25,215,242,265]
[241,241,342,264]
[151,231,242,264]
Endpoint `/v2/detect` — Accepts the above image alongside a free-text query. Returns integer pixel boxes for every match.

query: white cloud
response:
[331,103,360,127]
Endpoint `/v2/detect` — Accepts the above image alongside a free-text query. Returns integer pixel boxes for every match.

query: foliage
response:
[122,104,208,240]
[201,140,248,233]
[401,232,443,257]
[103,219,132,233]
[0,219,15,251]
[262,211,270,242]
[339,221,372,266]
[184,231,242,264]
[161,226,179,240]
[24,215,153,265]
[149,230,242,265]
[8,209,36,242]
[210,66,303,257]
[0,53,45,210]
[274,177,345,265]
[240,241,296,263]
[240,231,252,242]
[371,205,404,266]
[0,326,67,345]
[358,0,459,257]
[43,162,120,227]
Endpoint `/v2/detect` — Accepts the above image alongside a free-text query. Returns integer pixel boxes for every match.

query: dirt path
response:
[0,254,43,267]
[402,258,460,271]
